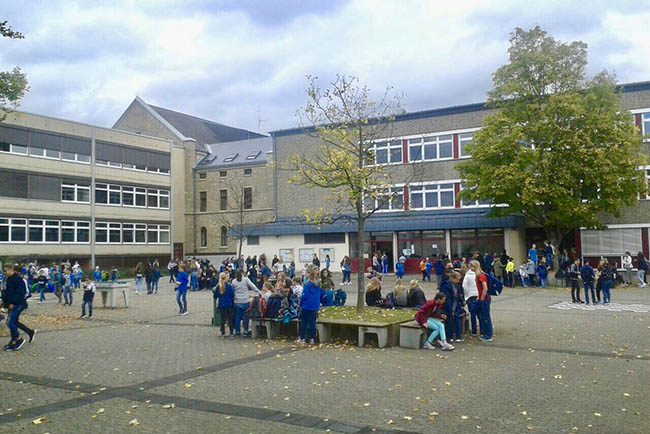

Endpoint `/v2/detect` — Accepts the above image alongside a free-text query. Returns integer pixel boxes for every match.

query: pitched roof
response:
[194,136,272,170]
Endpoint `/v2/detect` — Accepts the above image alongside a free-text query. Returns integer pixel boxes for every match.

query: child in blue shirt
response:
[93,266,102,282]
[395,259,405,279]
[536,258,549,288]
[580,262,596,304]
[213,272,235,337]
[175,265,189,315]
[296,265,321,345]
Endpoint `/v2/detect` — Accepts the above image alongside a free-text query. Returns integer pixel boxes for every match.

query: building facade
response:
[0,110,174,269]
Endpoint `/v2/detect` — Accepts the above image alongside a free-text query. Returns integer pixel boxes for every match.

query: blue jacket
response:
[537,264,548,279]
[176,271,189,291]
[395,262,405,276]
[580,264,595,283]
[529,248,538,263]
[213,282,234,308]
[93,270,102,281]
[300,280,321,311]
[440,277,462,314]
[425,261,433,272]
[434,260,444,275]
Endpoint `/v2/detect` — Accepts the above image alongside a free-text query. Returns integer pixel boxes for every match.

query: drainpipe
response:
[272,134,277,222]
[90,127,96,270]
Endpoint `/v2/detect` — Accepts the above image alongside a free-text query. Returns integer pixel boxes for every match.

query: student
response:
[463,262,480,337]
[296,265,321,345]
[365,277,384,307]
[525,257,536,287]
[2,264,36,351]
[312,254,321,269]
[407,279,426,308]
[518,262,528,287]
[493,256,504,283]
[232,269,260,337]
[320,269,335,292]
[134,263,144,295]
[395,258,405,279]
[53,267,63,304]
[261,281,274,301]
[470,260,493,342]
[110,267,119,282]
[63,268,73,306]
[291,277,304,299]
[425,258,433,282]
[600,259,616,305]
[505,257,515,288]
[260,262,272,283]
[80,278,96,319]
[372,254,380,273]
[72,266,82,290]
[637,252,647,288]
[537,258,549,289]
[93,266,102,282]
[528,244,538,265]
[580,261,596,305]
[622,252,633,285]
[214,272,235,338]
[569,259,583,303]
[288,261,296,279]
[393,278,408,307]
[175,265,189,315]
[434,256,445,287]
[190,265,199,291]
[36,270,48,303]
[440,271,464,343]
[325,254,331,270]
[381,253,388,275]
[419,259,427,282]
[414,292,455,351]
[340,257,352,285]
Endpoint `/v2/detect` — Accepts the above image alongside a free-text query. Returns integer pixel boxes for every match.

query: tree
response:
[284,75,412,312]
[0,20,28,121]
[458,26,647,258]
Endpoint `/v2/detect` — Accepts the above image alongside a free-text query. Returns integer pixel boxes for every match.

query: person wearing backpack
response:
[232,269,260,337]
[296,265,321,345]
[636,252,647,288]
[580,261,596,305]
[599,259,616,305]
[2,263,35,351]
[414,292,455,351]
[470,260,493,342]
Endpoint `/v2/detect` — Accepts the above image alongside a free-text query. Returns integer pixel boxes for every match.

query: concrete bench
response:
[399,320,427,349]
[96,282,129,309]
[250,318,298,339]
[316,318,394,348]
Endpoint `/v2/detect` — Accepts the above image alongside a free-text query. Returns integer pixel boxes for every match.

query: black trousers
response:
[571,280,581,302]
[219,307,235,335]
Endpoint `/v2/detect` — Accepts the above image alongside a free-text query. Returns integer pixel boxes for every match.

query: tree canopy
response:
[0,20,28,121]
[458,26,647,248]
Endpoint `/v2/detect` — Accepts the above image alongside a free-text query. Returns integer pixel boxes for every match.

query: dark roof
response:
[194,136,272,170]
[271,80,650,138]
[246,208,524,236]
[148,104,265,150]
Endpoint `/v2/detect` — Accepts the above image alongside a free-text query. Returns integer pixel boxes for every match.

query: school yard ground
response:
[0,275,648,434]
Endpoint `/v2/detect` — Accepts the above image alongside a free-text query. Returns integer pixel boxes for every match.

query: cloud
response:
[0,0,648,134]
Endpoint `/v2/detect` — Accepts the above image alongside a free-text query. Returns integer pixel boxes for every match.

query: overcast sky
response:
[1,0,648,134]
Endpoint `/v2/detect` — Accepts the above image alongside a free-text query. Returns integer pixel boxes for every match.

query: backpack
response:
[334,289,347,306]
[320,289,334,307]
[484,273,503,296]
[264,296,282,318]
[384,292,395,309]
[247,296,267,319]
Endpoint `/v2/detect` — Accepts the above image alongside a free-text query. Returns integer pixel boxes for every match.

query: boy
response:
[63,268,73,305]
[81,278,96,319]
[505,257,515,288]
[2,263,35,351]
[175,265,189,315]
[525,257,536,287]
[569,259,583,303]
[519,262,528,287]
[580,261,596,305]
[93,266,102,282]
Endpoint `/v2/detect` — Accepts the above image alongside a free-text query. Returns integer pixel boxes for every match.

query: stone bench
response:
[95,281,129,309]
[316,318,395,348]
[250,318,298,340]
[400,311,469,349]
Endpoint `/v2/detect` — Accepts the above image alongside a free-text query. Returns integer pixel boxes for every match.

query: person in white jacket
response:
[622,252,633,285]
[462,268,480,336]
[231,270,260,336]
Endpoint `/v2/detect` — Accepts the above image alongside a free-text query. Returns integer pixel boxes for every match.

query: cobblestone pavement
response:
[0,276,648,433]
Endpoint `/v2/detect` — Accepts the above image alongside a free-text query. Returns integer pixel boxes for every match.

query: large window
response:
[200,191,207,212]
[409,182,455,209]
[365,187,404,212]
[61,183,90,203]
[450,229,504,259]
[304,233,346,244]
[581,228,642,256]
[0,142,27,155]
[61,221,89,243]
[96,183,108,204]
[200,227,207,247]
[370,140,402,165]
[94,183,168,208]
[0,218,26,242]
[460,183,491,208]
[220,226,228,246]
[243,187,253,210]
[643,113,650,140]
[247,235,260,245]
[96,222,108,243]
[29,220,59,243]
[408,134,453,162]
[458,132,474,157]
[397,230,446,259]
[220,190,227,211]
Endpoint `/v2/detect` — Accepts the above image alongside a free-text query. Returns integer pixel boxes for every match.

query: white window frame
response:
[643,112,650,142]
[122,223,135,244]
[62,151,91,164]
[28,219,45,243]
[147,224,160,244]
[408,134,454,162]
[369,139,402,166]
[60,220,90,244]
[459,183,492,208]
[29,146,45,157]
[108,184,121,206]
[3,218,27,243]
[0,143,28,155]
[409,181,457,210]
[61,183,90,204]
[159,224,170,244]
[135,223,147,244]
[122,186,135,207]
[44,220,60,243]
[95,222,109,244]
[458,129,480,158]
[159,189,170,209]
[108,222,121,244]
[365,185,405,213]
[640,166,650,200]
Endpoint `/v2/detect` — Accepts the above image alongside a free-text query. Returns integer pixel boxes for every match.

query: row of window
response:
[198,167,253,180]
[0,218,170,244]
[61,183,170,209]
[369,131,476,166]
[200,226,228,248]
[0,142,169,175]
[364,182,491,212]
[199,188,253,212]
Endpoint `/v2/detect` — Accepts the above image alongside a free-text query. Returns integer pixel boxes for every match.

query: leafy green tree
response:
[284,75,409,312]
[0,20,28,121]
[458,26,647,256]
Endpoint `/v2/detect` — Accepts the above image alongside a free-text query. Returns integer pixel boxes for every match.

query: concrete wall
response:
[240,234,348,272]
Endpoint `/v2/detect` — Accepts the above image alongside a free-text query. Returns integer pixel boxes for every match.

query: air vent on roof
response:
[246,150,262,160]
[223,153,239,163]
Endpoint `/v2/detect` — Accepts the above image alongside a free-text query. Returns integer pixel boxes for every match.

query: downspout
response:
[272,134,277,222]
[90,127,96,269]
[169,140,174,260]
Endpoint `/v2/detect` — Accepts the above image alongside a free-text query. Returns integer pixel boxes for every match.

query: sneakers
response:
[181,311,188,316]
[80,315,87,319]
[441,342,455,351]
[454,338,464,343]
[243,331,252,337]
[308,339,315,345]
[480,336,494,342]
[295,338,306,344]
[422,341,436,350]
[28,329,36,343]
[4,342,14,351]
[12,338,25,351]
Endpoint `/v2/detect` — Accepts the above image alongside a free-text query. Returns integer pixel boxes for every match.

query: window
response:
[61,183,90,203]
[45,149,60,159]
[29,220,44,242]
[199,172,207,179]
[366,187,404,211]
[147,189,159,208]
[159,225,170,243]
[409,182,455,209]
[219,171,227,177]
[450,229,504,258]
[108,223,121,243]
[0,219,26,242]
[135,224,146,243]
[220,226,228,246]
[29,146,45,157]
[409,134,453,162]
[96,183,108,204]
[243,187,253,210]
[246,151,261,160]
[109,185,121,205]
[304,233,346,244]
[0,218,8,242]
[0,142,8,152]
[135,188,146,207]
[1,143,27,155]
[244,168,252,176]
[220,189,227,210]
[370,140,402,165]
[460,183,491,207]
[458,132,473,157]
[200,191,207,212]
[159,190,169,209]
[200,227,207,247]
[247,235,260,245]
[223,153,239,162]
[60,221,89,243]
[147,225,158,243]
[581,228,642,256]
[96,222,108,243]
[45,220,59,242]
[643,113,650,140]
[122,223,135,243]
[122,187,135,206]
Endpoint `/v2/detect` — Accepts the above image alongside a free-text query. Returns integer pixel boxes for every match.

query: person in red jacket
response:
[414,292,455,351]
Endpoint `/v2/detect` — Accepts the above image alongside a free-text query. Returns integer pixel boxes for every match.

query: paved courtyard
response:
[0,275,648,433]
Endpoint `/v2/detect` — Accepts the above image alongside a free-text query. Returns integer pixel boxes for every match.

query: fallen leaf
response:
[96,408,105,414]
[594,413,601,417]
[461,415,468,420]
[129,418,139,426]
[32,417,45,424]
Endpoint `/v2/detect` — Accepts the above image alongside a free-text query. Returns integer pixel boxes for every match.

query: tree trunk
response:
[545,227,570,285]
[356,218,366,313]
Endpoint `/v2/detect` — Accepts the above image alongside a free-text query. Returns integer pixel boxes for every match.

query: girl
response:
[175,265,189,315]
[393,278,408,307]
[320,269,335,291]
[470,260,493,342]
[407,279,426,308]
[63,268,73,306]
[297,265,320,345]
[261,281,274,301]
[537,258,549,288]
[214,272,235,338]
[518,262,528,287]
[414,292,455,351]
[440,271,464,342]
[134,262,144,295]
[622,252,633,285]
[80,278,95,319]
[364,277,383,307]
[291,277,303,299]
[462,263,479,336]
[395,258,405,279]
[231,269,260,336]
[340,256,352,285]
[190,265,199,291]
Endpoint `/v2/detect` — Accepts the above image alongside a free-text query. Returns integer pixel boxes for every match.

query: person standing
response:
[153,261,161,294]
[569,259,583,303]
[493,256,504,283]
[537,258,549,289]
[167,260,176,283]
[599,259,616,305]
[528,244,538,266]
[63,268,74,306]
[505,257,515,288]
[80,278,96,319]
[580,261,596,305]
[325,254,331,271]
[636,252,647,288]
[134,263,144,295]
[462,263,480,337]
[175,265,189,315]
[470,260,493,342]
[214,272,235,338]
[434,255,445,288]
[296,265,321,345]
[312,254,321,270]
[232,270,260,337]
[93,266,102,282]
[440,271,464,343]
[622,252,633,285]
[2,263,35,351]
[526,257,536,287]
[395,257,405,279]
[381,253,388,276]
